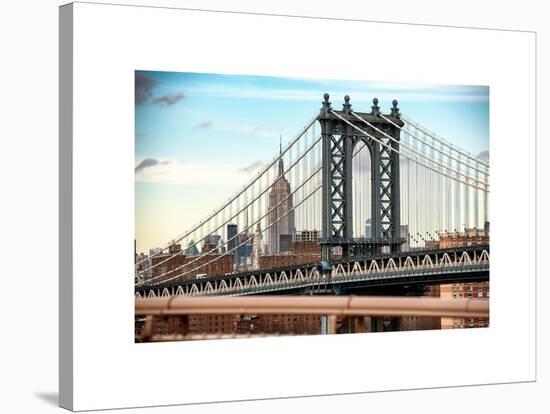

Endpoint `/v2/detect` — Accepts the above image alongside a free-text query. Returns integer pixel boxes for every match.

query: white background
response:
[0,0,548,413]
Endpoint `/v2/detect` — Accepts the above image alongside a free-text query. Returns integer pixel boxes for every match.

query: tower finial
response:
[343,95,352,113]
[371,97,380,115]
[321,93,331,117]
[280,134,282,155]
[391,99,400,117]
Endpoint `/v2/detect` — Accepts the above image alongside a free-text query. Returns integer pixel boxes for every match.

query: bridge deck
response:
[135,245,489,298]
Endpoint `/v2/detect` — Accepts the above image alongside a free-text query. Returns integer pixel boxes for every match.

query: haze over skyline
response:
[135,71,489,254]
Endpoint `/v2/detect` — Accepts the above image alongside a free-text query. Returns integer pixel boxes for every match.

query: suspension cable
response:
[138,165,323,285]
[145,179,323,286]
[400,113,489,168]
[379,114,489,176]
[139,140,367,286]
[330,110,489,192]
[135,113,319,267]
[136,135,322,275]
[351,111,487,187]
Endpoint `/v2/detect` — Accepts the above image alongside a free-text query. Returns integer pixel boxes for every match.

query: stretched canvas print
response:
[133,72,491,341]
[59,2,535,411]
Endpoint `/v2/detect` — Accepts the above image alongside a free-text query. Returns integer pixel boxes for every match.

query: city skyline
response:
[135,71,489,254]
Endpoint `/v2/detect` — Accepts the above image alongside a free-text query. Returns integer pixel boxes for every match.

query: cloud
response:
[135,72,184,107]
[247,123,284,138]
[194,121,213,129]
[191,120,284,139]
[135,158,262,186]
[135,159,186,174]
[135,158,159,173]
[239,161,264,173]
[152,93,185,107]
[251,124,271,133]
[135,73,157,105]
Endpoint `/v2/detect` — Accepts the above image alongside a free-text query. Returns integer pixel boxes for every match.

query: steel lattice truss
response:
[329,132,346,238]
[379,130,395,240]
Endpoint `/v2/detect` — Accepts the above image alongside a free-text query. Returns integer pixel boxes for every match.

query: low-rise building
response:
[440,282,490,329]
[151,243,233,283]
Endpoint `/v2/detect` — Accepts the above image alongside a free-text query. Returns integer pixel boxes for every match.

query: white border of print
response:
[60,2,536,411]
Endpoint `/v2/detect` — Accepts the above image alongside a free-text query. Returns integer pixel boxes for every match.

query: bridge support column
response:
[320,315,328,334]
[320,315,337,334]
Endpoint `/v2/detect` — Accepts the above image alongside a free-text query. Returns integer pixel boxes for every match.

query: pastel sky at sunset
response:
[135,71,489,254]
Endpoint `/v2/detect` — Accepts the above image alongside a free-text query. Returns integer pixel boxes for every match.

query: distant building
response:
[267,153,295,254]
[279,234,293,253]
[400,316,441,331]
[365,218,372,239]
[440,282,490,329]
[140,313,322,337]
[234,314,262,334]
[151,244,233,283]
[135,252,149,283]
[147,247,162,280]
[291,230,321,255]
[436,229,489,249]
[258,234,344,270]
[189,315,236,335]
[227,224,238,256]
[141,314,236,337]
[251,223,263,270]
[203,234,221,253]
[135,252,147,265]
[168,242,181,254]
[259,254,319,270]
[258,314,321,335]
[293,230,320,243]
[184,240,199,256]
[236,232,253,267]
[424,240,439,249]
[399,285,441,331]
[400,224,410,252]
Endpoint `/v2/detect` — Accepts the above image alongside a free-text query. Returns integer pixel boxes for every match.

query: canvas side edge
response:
[59,3,74,411]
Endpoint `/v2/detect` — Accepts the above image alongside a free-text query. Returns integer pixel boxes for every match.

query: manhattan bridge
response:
[134,94,489,302]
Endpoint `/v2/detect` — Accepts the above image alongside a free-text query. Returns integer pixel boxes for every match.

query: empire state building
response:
[267,155,295,254]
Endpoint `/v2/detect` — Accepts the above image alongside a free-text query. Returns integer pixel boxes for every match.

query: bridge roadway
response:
[135,245,490,298]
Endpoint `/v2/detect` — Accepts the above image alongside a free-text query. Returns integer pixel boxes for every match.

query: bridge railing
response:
[135,296,489,342]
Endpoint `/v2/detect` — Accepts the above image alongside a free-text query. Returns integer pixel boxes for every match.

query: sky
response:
[135,71,489,254]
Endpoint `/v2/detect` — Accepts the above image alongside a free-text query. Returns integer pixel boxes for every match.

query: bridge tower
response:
[318,93,404,262]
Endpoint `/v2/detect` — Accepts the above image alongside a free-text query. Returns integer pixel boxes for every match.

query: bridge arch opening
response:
[351,139,373,239]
